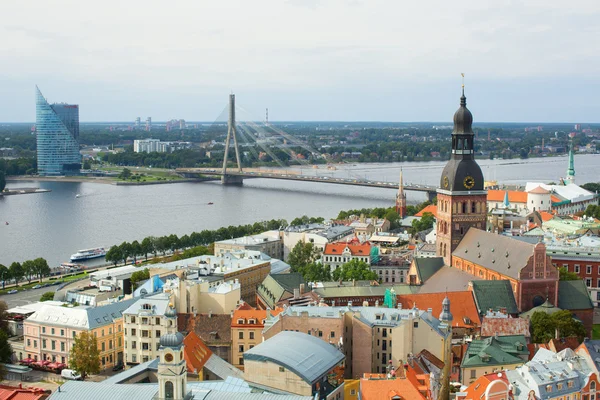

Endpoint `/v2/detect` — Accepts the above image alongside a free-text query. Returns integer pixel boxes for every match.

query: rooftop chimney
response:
[293,288,300,299]
[299,283,305,295]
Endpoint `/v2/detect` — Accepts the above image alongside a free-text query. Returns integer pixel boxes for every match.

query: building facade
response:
[436,88,487,265]
[214,233,283,260]
[230,306,281,370]
[23,299,135,370]
[123,294,178,366]
[35,87,81,176]
[322,241,371,271]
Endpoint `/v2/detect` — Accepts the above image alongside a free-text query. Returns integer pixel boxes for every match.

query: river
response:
[1,154,598,267]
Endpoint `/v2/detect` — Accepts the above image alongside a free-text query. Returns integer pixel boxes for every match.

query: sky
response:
[1,0,599,122]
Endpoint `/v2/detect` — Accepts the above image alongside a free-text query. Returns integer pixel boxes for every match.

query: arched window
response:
[165,381,174,399]
[471,202,476,213]
[591,381,596,391]
[476,202,481,213]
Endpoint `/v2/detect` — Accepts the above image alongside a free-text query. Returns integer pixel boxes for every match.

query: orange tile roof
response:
[231,307,282,328]
[323,242,371,256]
[397,291,480,329]
[183,331,212,373]
[551,195,562,203]
[415,204,438,218]
[539,211,556,222]
[360,376,426,400]
[487,190,528,203]
[461,372,510,400]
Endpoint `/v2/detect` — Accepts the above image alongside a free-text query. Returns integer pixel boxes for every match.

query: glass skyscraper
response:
[35,86,81,176]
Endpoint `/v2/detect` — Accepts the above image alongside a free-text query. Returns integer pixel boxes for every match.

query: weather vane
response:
[461,73,465,88]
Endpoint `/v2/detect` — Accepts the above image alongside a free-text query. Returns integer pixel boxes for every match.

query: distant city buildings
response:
[133,139,192,153]
[35,86,81,176]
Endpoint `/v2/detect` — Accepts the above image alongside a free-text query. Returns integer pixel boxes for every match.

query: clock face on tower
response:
[463,176,475,189]
[443,176,449,189]
[165,353,173,362]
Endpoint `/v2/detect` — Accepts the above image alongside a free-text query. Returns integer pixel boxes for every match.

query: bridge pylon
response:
[221,93,243,185]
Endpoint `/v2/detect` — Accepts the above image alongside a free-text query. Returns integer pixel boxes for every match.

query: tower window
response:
[472,202,476,213]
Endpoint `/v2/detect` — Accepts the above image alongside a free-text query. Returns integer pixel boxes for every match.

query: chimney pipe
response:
[299,283,305,295]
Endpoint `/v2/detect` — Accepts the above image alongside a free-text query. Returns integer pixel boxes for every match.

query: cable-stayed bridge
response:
[179,94,437,200]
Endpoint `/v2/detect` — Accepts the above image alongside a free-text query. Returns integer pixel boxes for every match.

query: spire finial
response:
[460,73,466,105]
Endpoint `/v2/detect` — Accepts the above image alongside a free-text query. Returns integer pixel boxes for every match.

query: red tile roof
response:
[0,385,47,400]
[183,331,213,373]
[323,242,371,256]
[397,291,480,329]
[528,186,550,194]
[415,204,438,218]
[540,211,555,222]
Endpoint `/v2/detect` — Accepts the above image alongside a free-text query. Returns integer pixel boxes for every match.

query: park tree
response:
[332,259,378,282]
[33,258,51,280]
[0,171,5,192]
[69,331,100,380]
[584,204,600,220]
[0,264,8,289]
[9,262,23,286]
[118,168,132,180]
[530,310,586,344]
[22,260,36,283]
[0,301,8,332]
[130,268,150,290]
[119,242,132,264]
[288,242,320,271]
[410,212,435,236]
[130,240,142,263]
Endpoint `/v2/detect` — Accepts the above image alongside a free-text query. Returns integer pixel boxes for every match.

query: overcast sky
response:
[1,0,599,122]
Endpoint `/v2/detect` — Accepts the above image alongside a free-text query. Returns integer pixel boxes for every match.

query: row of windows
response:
[125,340,161,351]
[125,328,162,338]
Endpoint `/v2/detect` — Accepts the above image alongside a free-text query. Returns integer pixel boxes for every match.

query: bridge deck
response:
[176,168,436,193]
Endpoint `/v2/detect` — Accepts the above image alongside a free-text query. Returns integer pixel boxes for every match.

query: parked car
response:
[112,362,124,372]
[32,284,42,289]
[61,369,82,380]
[7,289,18,294]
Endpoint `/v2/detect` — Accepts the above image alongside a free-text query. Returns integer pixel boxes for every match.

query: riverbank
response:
[7,175,204,186]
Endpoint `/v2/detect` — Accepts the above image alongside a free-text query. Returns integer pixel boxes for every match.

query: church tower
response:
[157,332,187,400]
[395,169,407,218]
[436,85,487,265]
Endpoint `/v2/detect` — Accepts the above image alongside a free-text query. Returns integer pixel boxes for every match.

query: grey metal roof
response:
[453,228,536,279]
[558,280,594,310]
[26,298,137,330]
[102,358,158,384]
[313,283,417,298]
[204,353,244,380]
[48,382,159,400]
[243,331,344,384]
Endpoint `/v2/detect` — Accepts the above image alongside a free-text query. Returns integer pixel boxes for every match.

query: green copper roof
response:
[558,280,593,310]
[461,335,528,368]
[520,299,562,318]
[257,273,305,309]
[471,280,519,315]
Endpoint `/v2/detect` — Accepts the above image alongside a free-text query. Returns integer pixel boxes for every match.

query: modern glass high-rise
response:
[35,86,81,176]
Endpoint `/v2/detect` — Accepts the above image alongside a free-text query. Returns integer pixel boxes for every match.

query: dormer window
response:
[237,319,244,324]
[142,304,152,310]
[248,319,255,325]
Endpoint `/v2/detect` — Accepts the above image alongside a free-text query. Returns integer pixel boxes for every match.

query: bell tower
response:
[157,332,187,400]
[436,81,487,265]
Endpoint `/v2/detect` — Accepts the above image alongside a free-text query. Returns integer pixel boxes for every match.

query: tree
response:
[33,258,50,280]
[582,182,600,193]
[0,264,9,289]
[69,331,100,380]
[9,262,23,286]
[130,268,150,290]
[332,259,378,281]
[141,237,156,260]
[130,240,142,263]
[299,262,331,282]
[119,241,132,264]
[288,242,320,271]
[118,168,132,180]
[0,301,8,333]
[22,260,36,283]
[584,204,600,220]
[40,292,55,302]
[0,171,5,192]
[530,310,586,344]
[82,160,91,170]
[410,212,435,236]
[0,330,12,364]
[559,267,580,281]
[105,246,123,266]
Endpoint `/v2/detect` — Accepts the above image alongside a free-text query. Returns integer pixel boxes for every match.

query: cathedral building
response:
[436,88,487,265]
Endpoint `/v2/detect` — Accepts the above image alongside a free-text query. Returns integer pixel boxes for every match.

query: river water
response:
[1,154,599,267]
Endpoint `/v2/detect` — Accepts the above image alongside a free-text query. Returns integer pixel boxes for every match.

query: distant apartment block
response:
[214,232,284,260]
[133,139,192,153]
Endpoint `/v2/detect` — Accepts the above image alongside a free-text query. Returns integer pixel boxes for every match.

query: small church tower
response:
[396,169,407,218]
[157,332,187,400]
[437,296,453,400]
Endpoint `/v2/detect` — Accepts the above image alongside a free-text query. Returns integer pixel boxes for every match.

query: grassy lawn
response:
[0,272,91,295]
[593,324,600,340]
